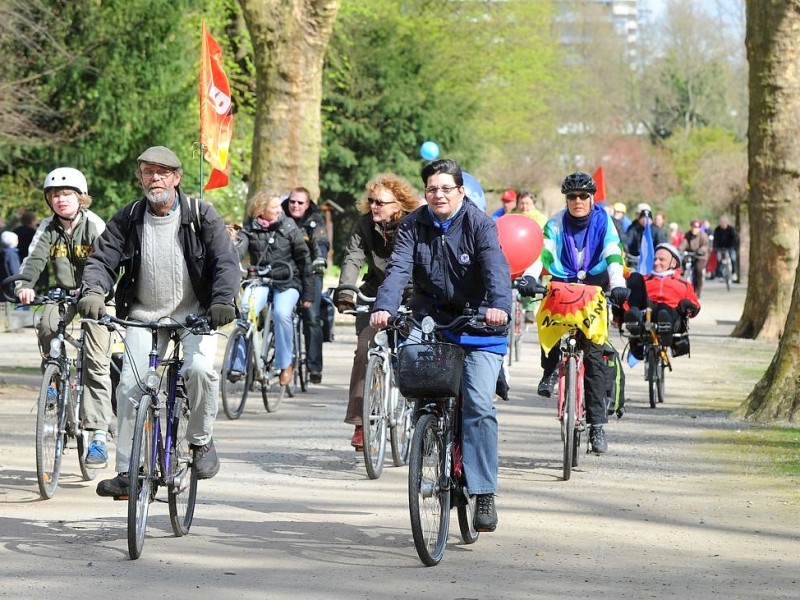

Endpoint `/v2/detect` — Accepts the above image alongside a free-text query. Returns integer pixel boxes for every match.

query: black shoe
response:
[624,311,641,336]
[227,370,243,383]
[96,472,129,498]
[537,371,558,398]
[473,493,497,532]
[656,310,673,344]
[309,372,322,384]
[191,440,220,480]
[589,426,608,454]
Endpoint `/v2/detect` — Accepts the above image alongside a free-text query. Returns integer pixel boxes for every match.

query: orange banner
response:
[199,21,233,190]
[535,281,608,355]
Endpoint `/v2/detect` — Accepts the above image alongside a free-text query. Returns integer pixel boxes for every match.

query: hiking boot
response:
[96,472,129,498]
[351,425,363,450]
[589,425,608,454]
[85,440,109,468]
[191,440,220,480]
[537,371,558,398]
[474,493,498,532]
[279,364,294,386]
[309,372,322,384]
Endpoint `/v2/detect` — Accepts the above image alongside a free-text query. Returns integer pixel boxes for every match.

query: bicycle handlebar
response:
[94,313,212,336]
[1,274,77,306]
[332,284,376,303]
[242,259,295,287]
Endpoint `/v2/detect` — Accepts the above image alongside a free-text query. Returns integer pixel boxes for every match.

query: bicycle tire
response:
[562,358,577,481]
[362,355,388,479]
[723,259,732,292]
[35,363,65,499]
[168,391,197,537]
[259,307,285,413]
[656,357,666,404]
[390,384,413,467]
[572,429,581,468]
[76,430,99,482]
[220,323,252,420]
[72,364,99,482]
[287,314,301,398]
[296,315,308,393]
[408,413,449,567]
[647,348,658,409]
[456,488,480,545]
[128,396,157,560]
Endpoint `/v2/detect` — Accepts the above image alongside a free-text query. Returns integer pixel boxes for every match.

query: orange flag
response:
[199,21,233,190]
[592,166,606,203]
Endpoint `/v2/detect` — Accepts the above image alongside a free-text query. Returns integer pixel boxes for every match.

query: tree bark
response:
[237,0,340,201]
[733,0,800,341]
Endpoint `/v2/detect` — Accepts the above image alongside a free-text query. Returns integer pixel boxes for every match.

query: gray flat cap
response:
[137,146,182,169]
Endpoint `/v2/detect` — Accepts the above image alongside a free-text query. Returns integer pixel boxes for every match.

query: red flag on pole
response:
[592,166,606,203]
[199,21,233,190]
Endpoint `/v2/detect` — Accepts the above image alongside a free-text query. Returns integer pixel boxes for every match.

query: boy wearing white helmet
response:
[16,167,113,468]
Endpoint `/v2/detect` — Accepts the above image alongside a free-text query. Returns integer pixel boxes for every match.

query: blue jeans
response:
[242,286,299,370]
[460,349,503,495]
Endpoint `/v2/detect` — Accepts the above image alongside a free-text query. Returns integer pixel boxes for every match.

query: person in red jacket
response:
[624,243,700,359]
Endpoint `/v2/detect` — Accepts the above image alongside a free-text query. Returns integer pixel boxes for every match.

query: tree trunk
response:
[237,0,340,201]
[733,0,800,341]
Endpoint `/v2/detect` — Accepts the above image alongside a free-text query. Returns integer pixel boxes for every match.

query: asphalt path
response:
[0,279,798,599]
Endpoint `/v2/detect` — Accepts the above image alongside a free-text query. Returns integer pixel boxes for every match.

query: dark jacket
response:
[81,190,240,319]
[712,225,738,250]
[374,201,512,328]
[238,213,313,302]
[281,199,329,262]
[626,221,668,257]
[338,214,400,301]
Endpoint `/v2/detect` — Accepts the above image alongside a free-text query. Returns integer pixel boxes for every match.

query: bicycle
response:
[718,248,733,291]
[626,307,672,408]
[220,261,294,419]
[98,312,213,560]
[2,274,102,499]
[334,284,413,479]
[393,312,491,567]
[681,251,697,287]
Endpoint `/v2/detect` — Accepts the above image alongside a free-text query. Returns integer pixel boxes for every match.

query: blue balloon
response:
[462,172,486,212]
[419,141,440,161]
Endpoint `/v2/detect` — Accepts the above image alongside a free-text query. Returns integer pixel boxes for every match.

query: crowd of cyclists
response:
[4,144,733,536]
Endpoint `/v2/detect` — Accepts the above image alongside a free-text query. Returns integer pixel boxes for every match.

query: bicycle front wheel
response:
[168,392,197,536]
[36,364,65,499]
[362,355,388,479]
[220,323,252,420]
[128,396,157,560]
[408,413,450,567]
[646,349,659,409]
[562,358,577,481]
[261,326,286,413]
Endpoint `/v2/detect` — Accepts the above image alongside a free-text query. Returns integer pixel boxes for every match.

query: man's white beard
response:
[146,188,175,208]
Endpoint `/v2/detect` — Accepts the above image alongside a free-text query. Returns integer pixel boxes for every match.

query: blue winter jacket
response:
[373,200,512,334]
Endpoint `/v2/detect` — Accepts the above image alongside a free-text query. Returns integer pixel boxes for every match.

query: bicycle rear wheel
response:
[408,413,450,567]
[562,358,577,481]
[76,429,99,481]
[220,323,252,420]
[168,391,197,537]
[128,396,157,560]
[390,385,413,467]
[362,355,388,479]
[36,364,65,499]
[456,487,479,545]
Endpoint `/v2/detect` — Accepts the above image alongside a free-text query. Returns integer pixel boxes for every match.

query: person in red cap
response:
[678,219,710,298]
[491,188,517,220]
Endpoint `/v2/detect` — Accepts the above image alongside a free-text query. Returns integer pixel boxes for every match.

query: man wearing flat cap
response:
[78,145,240,498]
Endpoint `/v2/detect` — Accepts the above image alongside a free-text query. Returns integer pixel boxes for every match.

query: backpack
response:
[602,341,626,418]
[321,287,336,342]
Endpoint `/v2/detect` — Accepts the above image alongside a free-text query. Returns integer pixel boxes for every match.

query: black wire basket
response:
[397,342,466,398]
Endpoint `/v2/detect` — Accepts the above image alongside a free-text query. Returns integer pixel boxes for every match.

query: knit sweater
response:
[130,208,200,323]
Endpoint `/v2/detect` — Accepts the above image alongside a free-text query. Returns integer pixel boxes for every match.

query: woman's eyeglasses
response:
[424,185,460,197]
[368,197,395,207]
[565,192,591,201]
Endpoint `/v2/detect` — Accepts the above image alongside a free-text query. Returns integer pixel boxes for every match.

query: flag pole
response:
[199,143,205,202]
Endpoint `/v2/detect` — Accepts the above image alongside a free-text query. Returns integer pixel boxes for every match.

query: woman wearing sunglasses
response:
[335,173,420,449]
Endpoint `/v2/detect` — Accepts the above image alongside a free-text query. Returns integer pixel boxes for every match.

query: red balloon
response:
[496,214,544,276]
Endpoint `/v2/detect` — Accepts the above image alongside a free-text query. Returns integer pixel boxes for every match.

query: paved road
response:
[1,280,798,599]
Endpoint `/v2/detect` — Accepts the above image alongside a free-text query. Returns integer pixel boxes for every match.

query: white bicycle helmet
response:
[43,167,88,195]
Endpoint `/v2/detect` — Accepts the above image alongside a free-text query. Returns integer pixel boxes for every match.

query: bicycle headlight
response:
[145,369,160,390]
[373,330,389,347]
[49,338,62,358]
[421,316,435,335]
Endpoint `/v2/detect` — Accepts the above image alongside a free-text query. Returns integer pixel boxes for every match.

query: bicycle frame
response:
[556,330,585,424]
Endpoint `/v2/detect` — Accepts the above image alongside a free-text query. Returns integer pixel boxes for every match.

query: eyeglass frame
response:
[424,185,462,197]
[138,167,177,181]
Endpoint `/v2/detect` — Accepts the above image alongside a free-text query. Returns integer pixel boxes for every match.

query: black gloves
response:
[77,289,107,320]
[677,299,700,318]
[335,295,355,314]
[608,287,630,306]
[208,303,236,329]
[312,258,327,275]
[516,276,545,298]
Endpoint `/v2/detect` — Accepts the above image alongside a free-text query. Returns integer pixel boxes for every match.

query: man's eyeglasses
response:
[140,168,175,180]
[424,185,460,197]
[368,197,395,207]
[566,192,591,201]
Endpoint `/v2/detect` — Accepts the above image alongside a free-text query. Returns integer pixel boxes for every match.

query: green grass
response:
[711,426,800,479]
